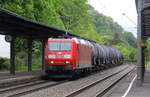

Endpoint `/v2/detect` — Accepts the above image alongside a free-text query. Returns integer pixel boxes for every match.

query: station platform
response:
[108,66,150,97]
[0,70,45,88]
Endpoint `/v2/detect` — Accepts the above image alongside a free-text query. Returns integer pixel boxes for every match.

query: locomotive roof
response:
[48,38,93,47]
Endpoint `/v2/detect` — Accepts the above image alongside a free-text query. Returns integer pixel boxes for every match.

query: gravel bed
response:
[21,65,129,97]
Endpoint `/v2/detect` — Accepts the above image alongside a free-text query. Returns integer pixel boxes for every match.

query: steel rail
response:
[1,80,68,97]
[93,67,133,97]
[0,80,47,93]
[64,66,130,97]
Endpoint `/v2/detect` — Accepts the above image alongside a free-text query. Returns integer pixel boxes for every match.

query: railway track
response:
[0,64,134,97]
[0,79,67,97]
[64,65,134,97]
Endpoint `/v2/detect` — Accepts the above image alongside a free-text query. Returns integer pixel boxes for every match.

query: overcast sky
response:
[0,0,137,58]
[0,35,10,58]
[89,0,137,36]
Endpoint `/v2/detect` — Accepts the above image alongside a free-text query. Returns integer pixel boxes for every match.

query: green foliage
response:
[88,7,123,36]
[32,41,41,58]
[0,57,10,70]
[128,48,137,60]
[145,39,150,62]
[112,43,137,60]
[33,0,65,29]
[32,63,41,70]
[123,31,136,47]
[54,0,89,30]
[15,38,27,53]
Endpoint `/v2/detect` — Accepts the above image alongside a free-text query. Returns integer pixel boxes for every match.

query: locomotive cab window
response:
[49,42,72,51]
[49,42,60,51]
[60,42,72,51]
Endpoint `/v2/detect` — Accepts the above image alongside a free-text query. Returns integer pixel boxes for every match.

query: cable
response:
[122,13,137,26]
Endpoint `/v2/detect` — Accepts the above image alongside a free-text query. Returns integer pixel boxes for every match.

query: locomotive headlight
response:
[48,55,56,58]
[65,61,70,64]
[50,61,54,64]
[64,54,71,58]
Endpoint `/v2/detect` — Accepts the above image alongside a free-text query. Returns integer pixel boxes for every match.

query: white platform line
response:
[122,74,137,97]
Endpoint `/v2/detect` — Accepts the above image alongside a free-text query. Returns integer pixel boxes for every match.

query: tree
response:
[123,31,136,47]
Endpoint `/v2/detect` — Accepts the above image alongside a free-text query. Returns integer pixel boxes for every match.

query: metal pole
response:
[10,37,15,75]
[41,40,45,70]
[27,38,32,72]
[137,9,145,86]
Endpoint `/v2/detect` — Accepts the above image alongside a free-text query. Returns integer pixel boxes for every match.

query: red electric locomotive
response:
[45,38,93,77]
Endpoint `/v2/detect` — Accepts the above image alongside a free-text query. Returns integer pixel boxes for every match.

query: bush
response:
[0,57,10,71]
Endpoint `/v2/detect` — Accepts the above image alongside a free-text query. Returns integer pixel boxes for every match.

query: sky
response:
[89,0,137,36]
[0,35,10,58]
[0,0,137,58]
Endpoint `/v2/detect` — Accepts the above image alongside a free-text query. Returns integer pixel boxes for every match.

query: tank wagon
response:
[44,38,123,77]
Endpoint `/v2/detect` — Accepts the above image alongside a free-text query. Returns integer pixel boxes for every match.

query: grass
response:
[0,64,42,72]
[0,69,9,72]
[32,64,42,70]
[16,65,28,71]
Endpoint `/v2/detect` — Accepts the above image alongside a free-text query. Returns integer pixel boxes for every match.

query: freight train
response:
[44,38,123,77]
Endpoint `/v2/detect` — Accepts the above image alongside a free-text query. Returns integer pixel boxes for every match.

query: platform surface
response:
[0,70,44,84]
[108,66,150,97]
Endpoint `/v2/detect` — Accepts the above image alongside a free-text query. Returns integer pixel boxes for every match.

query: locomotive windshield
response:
[49,42,72,51]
